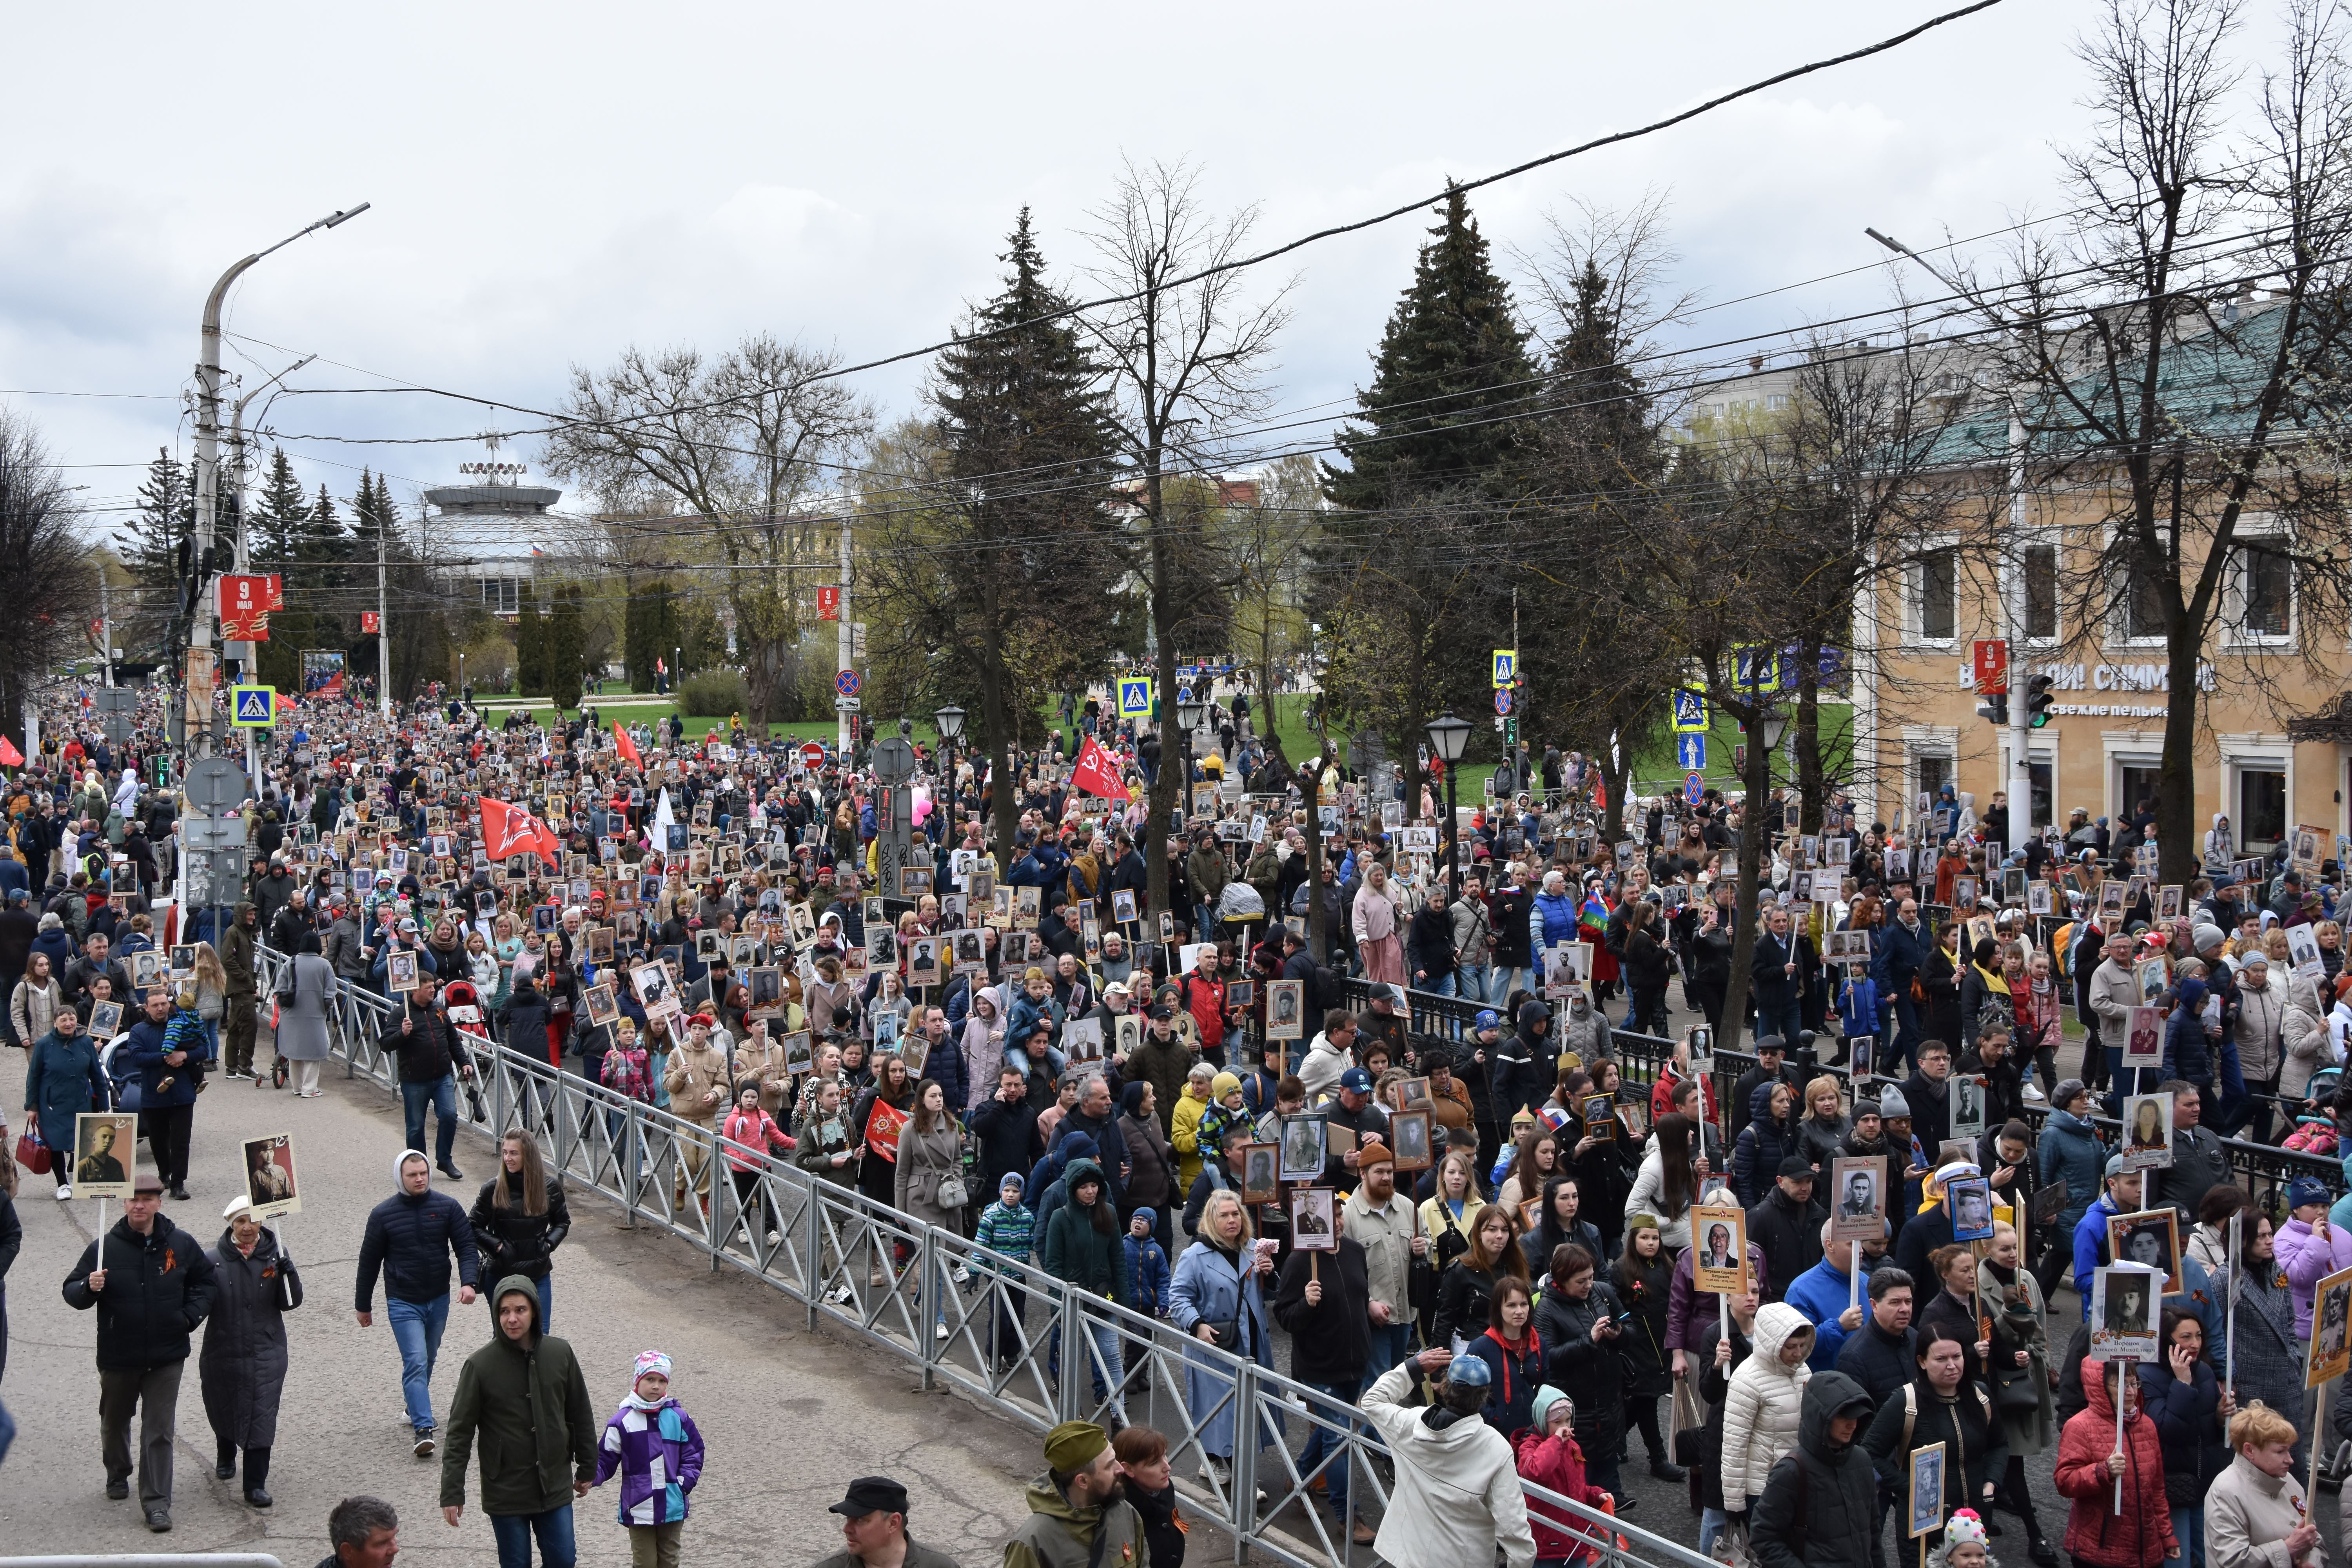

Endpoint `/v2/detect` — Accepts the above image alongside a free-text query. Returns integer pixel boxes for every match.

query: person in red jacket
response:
[1650,1036,1719,1131]
[2055,1358,2177,1568]
[1514,1385,1613,1564]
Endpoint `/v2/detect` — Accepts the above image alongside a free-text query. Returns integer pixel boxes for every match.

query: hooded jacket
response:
[356,1151,480,1308]
[2036,1109,2106,1238]
[1000,1470,1147,1568]
[1719,1301,1813,1509]
[1734,1081,1801,1208]
[2055,1367,2176,1568]
[439,1274,597,1515]
[1359,1359,1538,1568]
[1751,1371,1885,1568]
[1038,1158,1126,1305]
[221,902,258,997]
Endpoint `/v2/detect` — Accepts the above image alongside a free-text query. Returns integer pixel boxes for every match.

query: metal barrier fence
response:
[261,946,1710,1568]
[1336,977,2345,1210]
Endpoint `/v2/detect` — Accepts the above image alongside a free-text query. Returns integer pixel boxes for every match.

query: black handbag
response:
[1990,1350,2041,1414]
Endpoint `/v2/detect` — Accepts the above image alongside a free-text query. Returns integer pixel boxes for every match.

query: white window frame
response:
[2016,531,2064,650]
[2218,732,2295,855]
[1901,726,1959,816]
[2100,731,2166,825]
[1909,544,1959,647]
[2223,527,2295,649]
[2106,529,2171,650]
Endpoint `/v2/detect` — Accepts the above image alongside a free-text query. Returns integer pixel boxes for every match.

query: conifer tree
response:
[122,448,193,655]
[544,582,584,711]
[251,448,308,568]
[515,592,546,697]
[301,483,345,563]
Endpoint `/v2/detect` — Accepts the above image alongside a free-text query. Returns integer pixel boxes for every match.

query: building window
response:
[2118,762,2163,824]
[2123,559,2169,639]
[1914,754,1953,803]
[2234,541,2292,639]
[2238,766,2287,852]
[2024,544,2058,640]
[1915,553,1956,641]
[481,577,519,615]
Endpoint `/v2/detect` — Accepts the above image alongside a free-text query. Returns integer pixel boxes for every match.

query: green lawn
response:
[1627,702,1856,794]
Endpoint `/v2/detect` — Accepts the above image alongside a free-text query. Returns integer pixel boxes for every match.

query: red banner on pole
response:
[1972,638,2009,695]
[219,574,280,642]
[1072,735,1125,800]
[816,586,841,622]
[361,610,382,635]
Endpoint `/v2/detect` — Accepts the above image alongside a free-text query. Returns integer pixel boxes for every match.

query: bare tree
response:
[0,408,98,756]
[1943,0,2352,882]
[1079,158,1291,921]
[543,335,875,726]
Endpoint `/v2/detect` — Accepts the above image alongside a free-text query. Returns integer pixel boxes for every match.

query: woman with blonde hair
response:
[1169,1188,1278,1487]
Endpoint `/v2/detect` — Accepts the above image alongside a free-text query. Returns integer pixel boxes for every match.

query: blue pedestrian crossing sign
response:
[229,684,277,728]
[1118,677,1154,718]
[1675,733,1706,771]
[1491,650,1516,688]
[1671,688,1708,733]
[1733,645,1780,693]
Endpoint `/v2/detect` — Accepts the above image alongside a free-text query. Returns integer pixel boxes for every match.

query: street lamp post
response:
[1425,714,1472,893]
[187,205,368,757]
[1176,697,1204,809]
[934,703,965,831]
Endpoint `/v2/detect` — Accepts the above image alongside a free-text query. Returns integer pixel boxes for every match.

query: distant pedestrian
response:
[1002,1421,1145,1568]
[203,1193,303,1509]
[592,1351,704,1568]
[356,1149,480,1458]
[317,1495,401,1568]
[439,1274,597,1568]
[808,1474,962,1568]
[62,1171,218,1532]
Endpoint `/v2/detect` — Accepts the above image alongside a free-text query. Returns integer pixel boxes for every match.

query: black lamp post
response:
[934,703,965,826]
[1426,713,1472,892]
[1176,696,1205,804]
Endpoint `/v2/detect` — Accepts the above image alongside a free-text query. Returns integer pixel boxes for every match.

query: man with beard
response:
[1002,1421,1145,1568]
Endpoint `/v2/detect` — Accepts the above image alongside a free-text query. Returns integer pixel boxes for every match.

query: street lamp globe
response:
[1177,698,1205,733]
[1425,713,1472,764]
[934,703,966,743]
[1759,711,1789,752]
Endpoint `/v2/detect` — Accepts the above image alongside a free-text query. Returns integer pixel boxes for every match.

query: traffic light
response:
[2026,673,2056,728]
[1975,692,2009,725]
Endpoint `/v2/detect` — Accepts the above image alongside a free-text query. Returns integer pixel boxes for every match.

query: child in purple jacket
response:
[593,1350,705,1567]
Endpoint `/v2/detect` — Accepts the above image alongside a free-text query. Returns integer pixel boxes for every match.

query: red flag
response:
[0,735,20,767]
[1071,735,1125,800]
[613,722,641,766]
[477,794,559,867]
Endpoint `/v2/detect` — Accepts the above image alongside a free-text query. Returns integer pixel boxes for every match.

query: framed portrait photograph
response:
[71,1111,138,1199]
[1829,1156,1884,1243]
[2123,1005,2165,1067]
[2134,957,2170,1005]
[1388,1109,1433,1171]
[169,944,197,975]
[584,982,620,1028]
[1111,889,1139,926]
[2121,1093,2174,1171]
[1239,1143,1279,1205]
[1278,1115,1328,1184]
[1907,1441,1947,1541]
[1289,1188,1336,1251]
[2310,1264,2352,1388]
[586,926,616,965]
[2027,880,2053,916]
[2092,1263,2164,1362]
[1114,1014,1144,1059]
[1945,1175,1995,1241]
[1014,887,1041,929]
[907,936,942,989]
[1691,1203,1747,1296]
[900,866,933,899]
[1065,1016,1106,1064]
[2106,1207,2183,1294]
[1581,1093,1617,1142]
[1392,1076,1432,1113]
[631,962,672,1010]
[1847,1034,1874,1080]
[241,1131,301,1219]
[1266,979,1305,1041]
[1951,1073,1989,1140]
[782,1030,816,1076]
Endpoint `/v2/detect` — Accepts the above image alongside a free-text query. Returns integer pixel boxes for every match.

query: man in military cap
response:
[1002,1421,1145,1568]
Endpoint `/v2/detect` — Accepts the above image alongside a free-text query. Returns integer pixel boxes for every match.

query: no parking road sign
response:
[1684,771,1706,806]
[835,669,862,699]
[229,685,277,728]
[1118,677,1154,719]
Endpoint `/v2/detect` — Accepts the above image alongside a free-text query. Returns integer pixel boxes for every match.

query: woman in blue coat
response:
[2033,1080,2106,1295]
[1167,1188,1280,1487]
[22,1009,107,1199]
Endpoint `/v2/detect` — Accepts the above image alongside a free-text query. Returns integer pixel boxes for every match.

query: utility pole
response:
[186,206,368,760]
[377,510,391,719]
[98,571,114,688]
[1869,227,2036,851]
[837,513,853,754]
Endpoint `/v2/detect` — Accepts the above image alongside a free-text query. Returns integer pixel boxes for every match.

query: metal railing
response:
[265,946,1708,1568]
[1334,976,2346,1210]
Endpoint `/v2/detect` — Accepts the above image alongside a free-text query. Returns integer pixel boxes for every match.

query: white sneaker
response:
[56,1182,72,1201]
[951,1264,971,1284]
[935,1322,951,1340]
[2022,1082,2047,1103]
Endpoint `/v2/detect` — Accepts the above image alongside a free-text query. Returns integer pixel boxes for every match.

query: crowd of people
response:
[2,676,2349,1568]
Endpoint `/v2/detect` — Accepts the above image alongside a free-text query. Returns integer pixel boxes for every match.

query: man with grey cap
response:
[810,1475,960,1568]
[1359,1347,1535,1567]
[1002,1420,1143,1568]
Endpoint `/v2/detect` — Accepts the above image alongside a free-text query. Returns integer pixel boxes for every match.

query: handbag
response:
[15,1125,51,1178]
[936,1172,969,1209]
[1991,1346,2041,1414]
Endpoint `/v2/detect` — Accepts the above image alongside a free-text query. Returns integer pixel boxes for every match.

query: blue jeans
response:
[1490,966,1534,1005]
[1364,1321,1413,1376]
[402,1073,460,1164]
[1421,970,1458,997]
[386,1294,450,1430]
[2170,1505,2204,1568]
[1754,998,1802,1047]
[1297,1379,1357,1513]
[1454,962,1492,1003]
[488,1504,577,1568]
[1049,1317,1129,1425]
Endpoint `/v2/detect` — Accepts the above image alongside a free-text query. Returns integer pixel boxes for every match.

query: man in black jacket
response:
[62,1172,218,1530]
[1751,1370,1884,1568]
[356,1149,480,1457]
[1270,1218,1375,1545]
[383,982,468,1180]
[1747,1157,1826,1304]
[970,1067,1042,1198]
[1831,1267,1917,1414]
[1901,1039,1954,1158]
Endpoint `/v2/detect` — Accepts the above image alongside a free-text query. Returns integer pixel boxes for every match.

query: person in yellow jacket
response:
[1167,1062,1217,1195]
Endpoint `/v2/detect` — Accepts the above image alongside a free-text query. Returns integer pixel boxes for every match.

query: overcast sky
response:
[0,0,2292,544]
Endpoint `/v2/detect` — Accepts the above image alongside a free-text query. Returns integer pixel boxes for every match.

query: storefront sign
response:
[1953,659,2215,697]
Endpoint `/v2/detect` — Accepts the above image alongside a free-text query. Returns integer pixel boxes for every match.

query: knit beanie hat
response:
[1944,1510,1989,1551]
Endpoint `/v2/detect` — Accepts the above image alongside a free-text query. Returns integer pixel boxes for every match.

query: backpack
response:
[1900,1382,1991,1446]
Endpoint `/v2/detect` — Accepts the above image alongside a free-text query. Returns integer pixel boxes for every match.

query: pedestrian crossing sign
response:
[1491,650,1516,688]
[1671,688,1709,733]
[230,684,277,727]
[1118,677,1154,719]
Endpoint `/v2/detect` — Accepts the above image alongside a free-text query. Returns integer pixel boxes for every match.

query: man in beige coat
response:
[2086,931,2140,1088]
[1341,1143,1428,1381]
[661,1014,731,1202]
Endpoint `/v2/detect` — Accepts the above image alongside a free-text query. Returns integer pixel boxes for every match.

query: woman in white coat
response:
[1717,1301,1815,1519]
[1622,1111,1709,1253]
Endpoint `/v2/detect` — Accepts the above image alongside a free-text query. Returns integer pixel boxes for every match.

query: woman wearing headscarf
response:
[1351,863,1405,987]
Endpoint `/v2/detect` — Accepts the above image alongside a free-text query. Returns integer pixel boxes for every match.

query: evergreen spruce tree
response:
[300,484,345,562]
[1323,187,1536,508]
[545,583,583,711]
[251,448,308,568]
[123,448,194,655]
[515,592,546,697]
[624,578,679,692]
